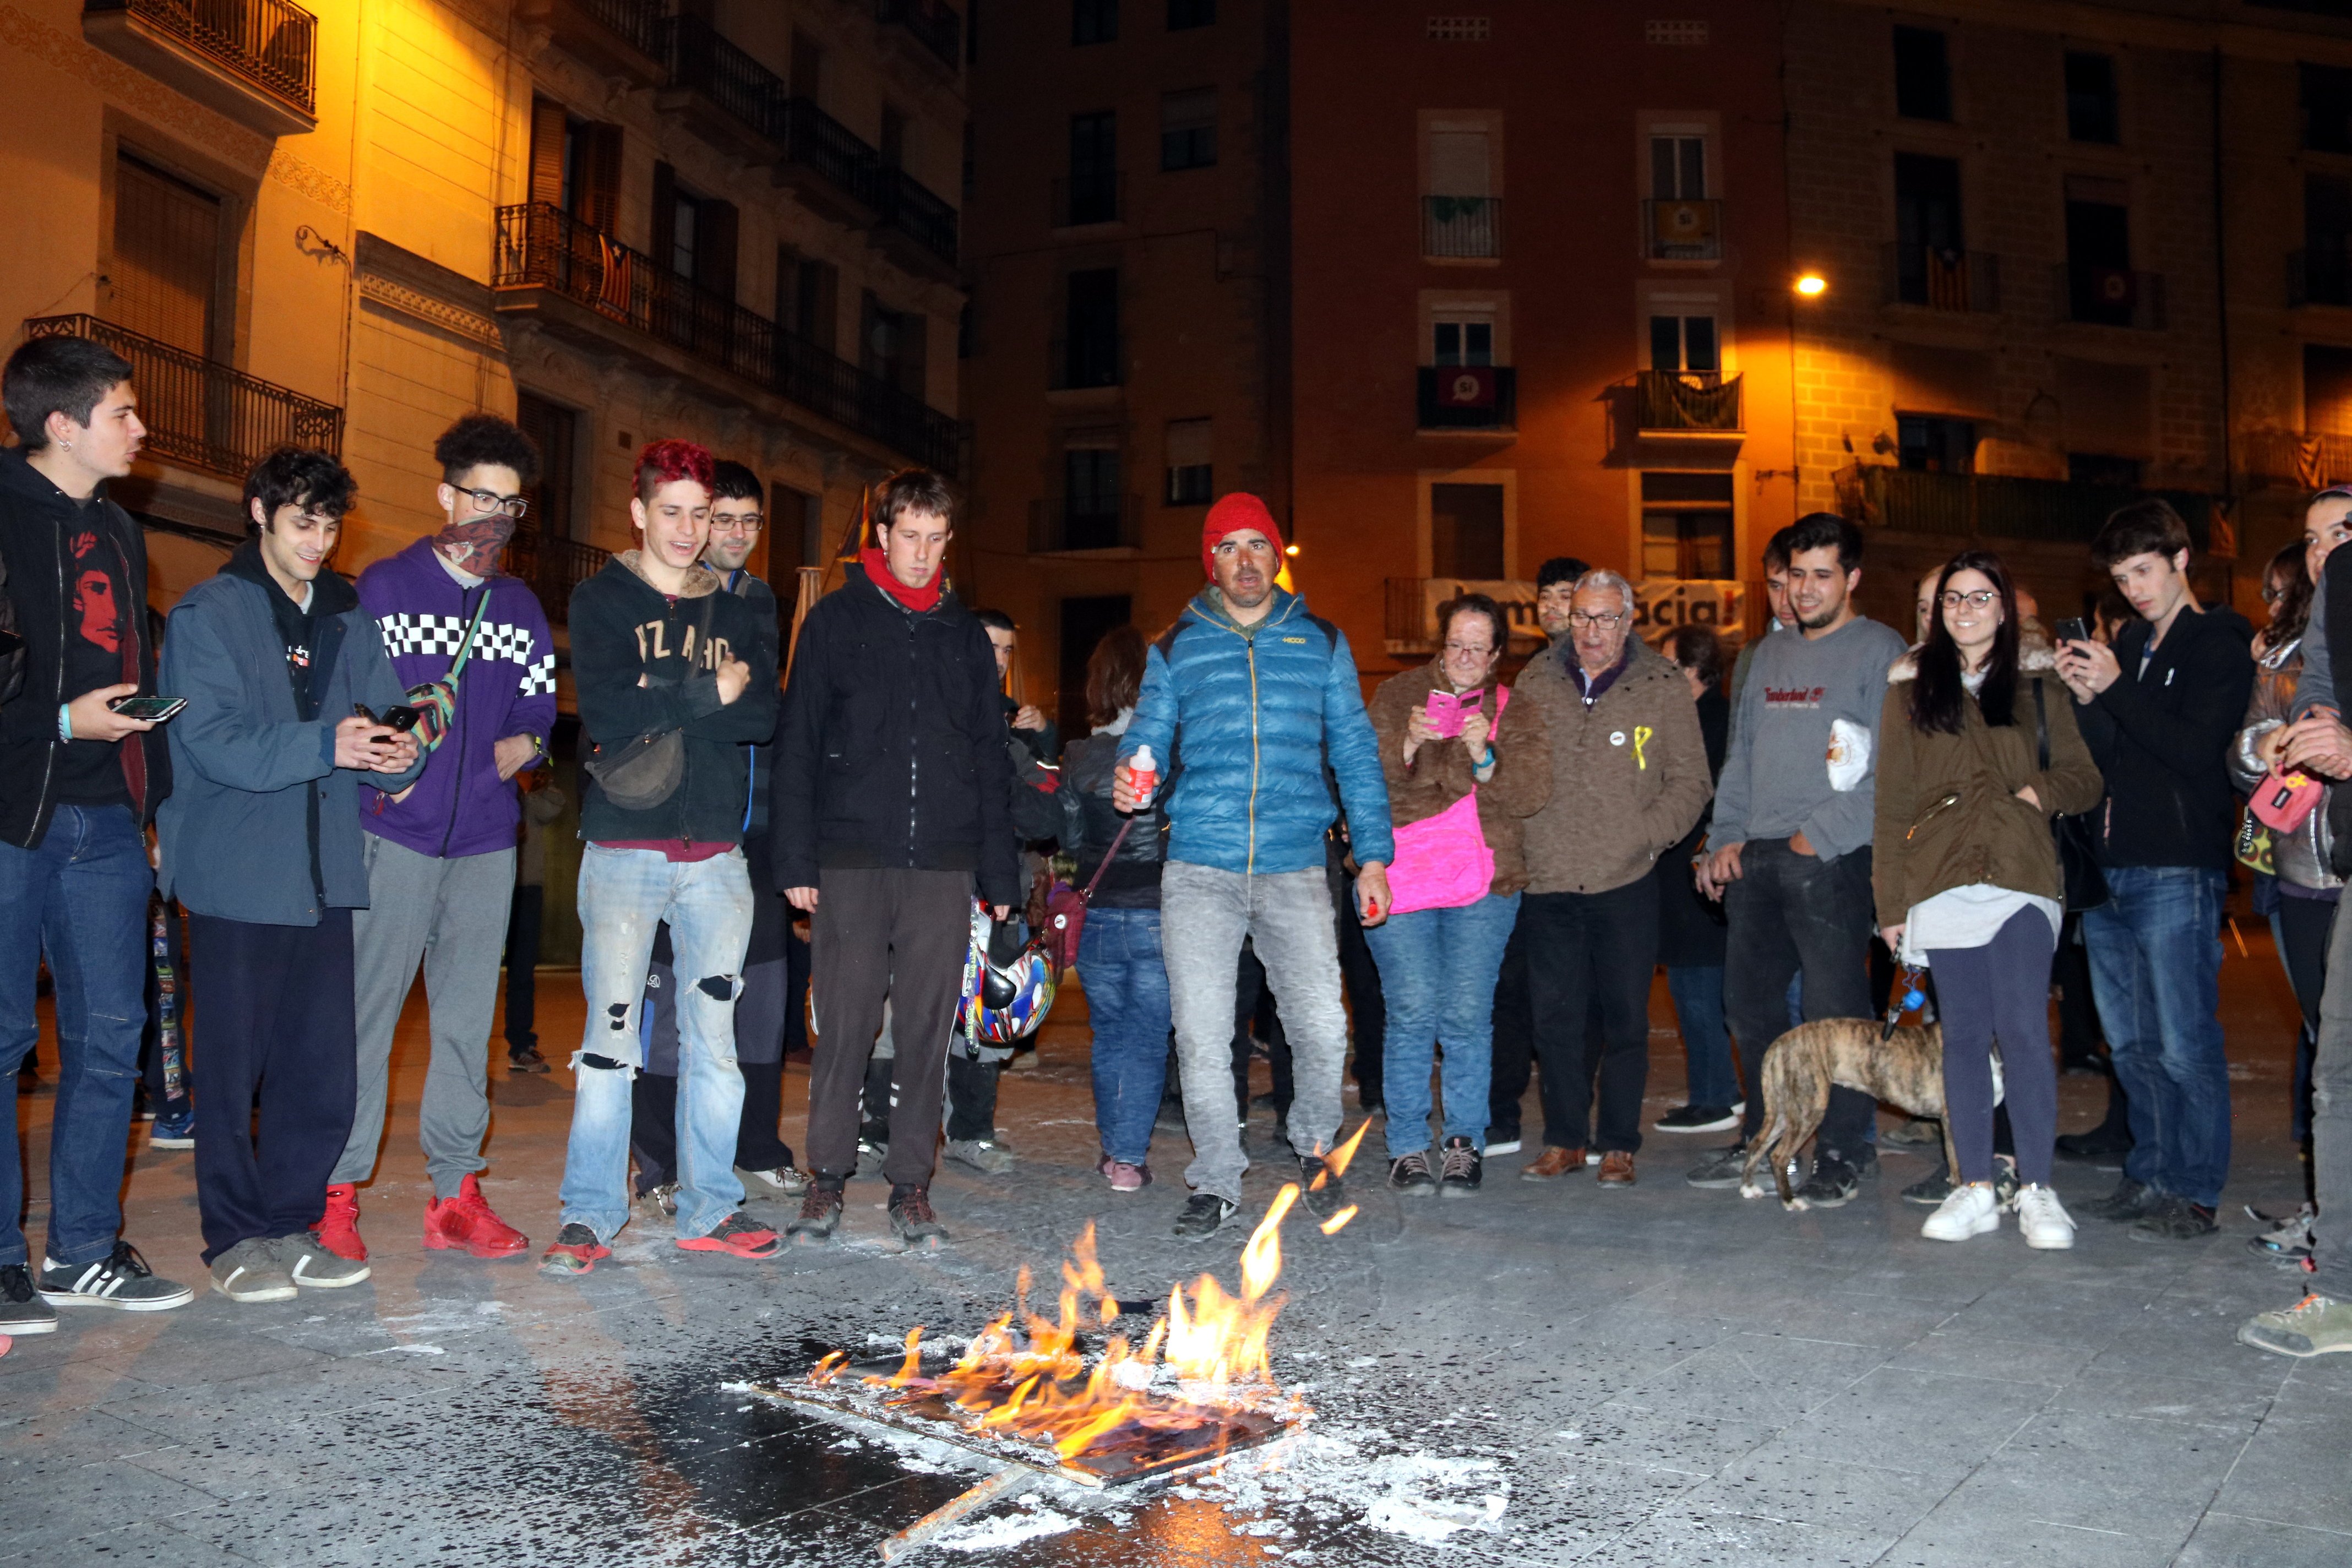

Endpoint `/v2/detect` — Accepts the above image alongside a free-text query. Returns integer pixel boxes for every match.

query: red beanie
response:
[1201,492,1285,579]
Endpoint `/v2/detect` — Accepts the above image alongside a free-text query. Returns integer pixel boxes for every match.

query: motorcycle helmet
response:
[960,901,1057,1043]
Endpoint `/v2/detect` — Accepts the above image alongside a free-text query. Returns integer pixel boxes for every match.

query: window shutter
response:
[650,161,678,274]
[810,261,839,352]
[899,310,928,399]
[700,198,739,298]
[529,98,568,207]
[581,123,622,233]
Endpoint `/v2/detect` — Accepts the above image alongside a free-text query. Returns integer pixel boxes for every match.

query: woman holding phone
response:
[1361,594,1550,1195]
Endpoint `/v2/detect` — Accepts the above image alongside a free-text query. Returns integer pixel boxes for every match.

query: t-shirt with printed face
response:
[52,508,134,807]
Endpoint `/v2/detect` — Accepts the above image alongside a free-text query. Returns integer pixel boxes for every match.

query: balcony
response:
[23,314,342,481]
[1643,198,1723,263]
[500,531,611,627]
[1028,496,1141,553]
[2057,262,2165,329]
[2242,427,2352,489]
[1050,334,1122,394]
[656,13,791,161]
[83,0,318,136]
[1052,173,1124,228]
[492,203,963,477]
[2290,245,2352,308]
[1634,370,1743,435]
[875,166,960,277]
[516,0,666,86]
[1882,243,2000,311]
[1416,366,1517,433]
[1422,197,1502,260]
[775,96,888,222]
[1833,463,2216,550]
[875,0,961,68]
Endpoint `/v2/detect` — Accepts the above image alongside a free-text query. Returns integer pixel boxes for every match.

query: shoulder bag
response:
[582,592,716,812]
[2032,678,2110,913]
[400,587,496,757]
[1385,686,1510,916]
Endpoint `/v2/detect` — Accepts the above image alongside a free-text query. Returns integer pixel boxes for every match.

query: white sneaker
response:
[2016,1184,2076,1250]
[1921,1182,2001,1242]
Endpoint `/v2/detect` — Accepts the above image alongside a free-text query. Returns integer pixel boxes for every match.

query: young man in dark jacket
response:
[0,334,190,1329]
[772,469,1017,1248]
[2055,500,2254,1240]
[160,447,425,1302]
[324,413,554,1264]
[540,441,780,1276]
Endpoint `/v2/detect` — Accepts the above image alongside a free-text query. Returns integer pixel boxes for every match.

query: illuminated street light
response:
[1794,273,1828,298]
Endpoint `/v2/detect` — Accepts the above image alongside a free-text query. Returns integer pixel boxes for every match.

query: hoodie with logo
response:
[1708,615,1909,863]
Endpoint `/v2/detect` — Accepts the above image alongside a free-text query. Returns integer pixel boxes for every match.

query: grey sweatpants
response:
[333,834,516,1200]
[1162,860,1349,1202]
[2312,890,2352,1301]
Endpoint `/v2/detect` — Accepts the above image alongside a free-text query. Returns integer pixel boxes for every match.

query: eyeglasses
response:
[1443,641,1496,658]
[2262,584,2286,605]
[1940,590,1999,609]
[1568,611,1625,629]
[709,513,764,533]
[449,484,529,520]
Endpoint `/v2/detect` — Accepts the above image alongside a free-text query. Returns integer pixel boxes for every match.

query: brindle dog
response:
[1738,1019,2002,1210]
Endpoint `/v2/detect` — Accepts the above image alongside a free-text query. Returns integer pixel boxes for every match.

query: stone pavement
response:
[3,928,2348,1567]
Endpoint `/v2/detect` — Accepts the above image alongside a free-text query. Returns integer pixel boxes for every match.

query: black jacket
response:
[1658,685,1728,966]
[2076,607,2253,872]
[770,563,1017,907]
[1059,728,1166,908]
[0,448,170,847]
[570,553,778,846]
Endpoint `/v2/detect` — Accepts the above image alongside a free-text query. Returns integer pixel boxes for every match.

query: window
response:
[516,393,579,542]
[652,164,738,297]
[1648,314,1718,374]
[1064,444,1124,548]
[1892,152,1964,304]
[1649,135,1705,199]
[2064,182,2133,324]
[1893,26,1951,121]
[110,153,219,357]
[1161,89,1217,171]
[1897,415,1978,472]
[1433,317,1493,366]
[1164,418,1213,505]
[1068,111,1117,222]
[2307,344,2352,434]
[1430,482,1505,579]
[777,248,838,351]
[1640,472,1734,580]
[671,190,700,278]
[790,29,824,100]
[1074,0,1118,45]
[2311,175,2352,304]
[862,293,927,398]
[1424,123,1499,258]
[880,104,908,171]
[2067,453,2142,487]
[529,97,619,227]
[2304,63,2352,154]
[2065,52,2118,143]
[1168,0,1214,25]
[1061,268,1121,387]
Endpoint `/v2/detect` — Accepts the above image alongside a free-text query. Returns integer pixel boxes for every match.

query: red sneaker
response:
[317,1184,367,1262]
[423,1174,530,1258]
[676,1211,781,1259]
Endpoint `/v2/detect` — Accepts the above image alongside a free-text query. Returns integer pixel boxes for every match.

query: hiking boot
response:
[678,1211,782,1259]
[2247,1204,2315,1263]
[37,1241,193,1312]
[1099,1158,1151,1193]
[2016,1185,2077,1250]
[272,1232,372,1288]
[1595,1151,1636,1188]
[2238,1294,2352,1358]
[1654,1104,1738,1134]
[788,1184,846,1245]
[1173,1194,1240,1239]
[2130,1194,2219,1242]
[538,1223,609,1276]
[1685,1142,1749,1189]
[1794,1153,1860,1208]
[2081,1178,2158,1222]
[424,1175,530,1259]
[945,1138,1015,1176]
[1388,1150,1438,1196]
[1297,1155,1347,1219]
[1523,1146,1584,1182]
[317,1184,366,1262]
[1439,1137,1485,1195]
[209,1238,297,1303]
[742,1166,810,1199]
[888,1185,948,1250]
[1883,1116,1942,1148]
[0,1264,57,1335]
[149,1107,195,1148]
[507,1045,551,1075]
[1920,1183,2001,1242]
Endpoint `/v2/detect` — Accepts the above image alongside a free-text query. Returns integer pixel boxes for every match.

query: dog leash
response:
[1881,963,1928,1041]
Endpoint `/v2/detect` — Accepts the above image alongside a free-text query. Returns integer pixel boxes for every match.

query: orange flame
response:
[1319,1205,1358,1235]
[1324,1119,1370,1178]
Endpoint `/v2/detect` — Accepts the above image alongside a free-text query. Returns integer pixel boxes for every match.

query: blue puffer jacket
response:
[1120,587,1393,875]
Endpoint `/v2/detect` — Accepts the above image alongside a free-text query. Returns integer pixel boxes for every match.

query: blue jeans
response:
[0,805,153,1268]
[1362,892,1518,1158]
[1666,965,1739,1108]
[559,846,754,1244]
[1078,906,1172,1166]
[2081,865,2230,1207]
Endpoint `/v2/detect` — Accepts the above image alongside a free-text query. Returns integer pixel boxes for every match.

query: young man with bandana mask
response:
[318,414,557,1262]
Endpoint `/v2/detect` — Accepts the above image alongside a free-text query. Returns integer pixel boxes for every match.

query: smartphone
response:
[2054,617,2090,645]
[107,695,187,722]
[351,703,421,733]
[1424,690,1462,738]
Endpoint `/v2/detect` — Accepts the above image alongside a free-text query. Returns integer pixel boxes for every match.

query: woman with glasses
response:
[1874,550,2104,1248]
[1360,594,1551,1195]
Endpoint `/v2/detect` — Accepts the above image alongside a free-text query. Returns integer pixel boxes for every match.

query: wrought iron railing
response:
[493,204,962,476]
[876,0,961,66]
[1416,366,1517,430]
[85,0,318,117]
[659,13,790,143]
[2243,427,2352,488]
[1834,463,2215,549]
[781,96,888,211]
[1634,370,1743,433]
[1881,243,2001,311]
[574,0,663,59]
[500,531,611,625]
[22,314,342,480]
[1422,195,1502,259]
[878,167,959,266]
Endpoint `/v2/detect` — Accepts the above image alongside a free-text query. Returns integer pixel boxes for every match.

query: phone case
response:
[2251,767,2324,834]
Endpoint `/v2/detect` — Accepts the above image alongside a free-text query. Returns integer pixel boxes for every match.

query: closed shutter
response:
[110,154,220,356]
[897,309,927,399]
[580,123,622,233]
[650,162,678,273]
[700,198,738,298]
[529,98,567,207]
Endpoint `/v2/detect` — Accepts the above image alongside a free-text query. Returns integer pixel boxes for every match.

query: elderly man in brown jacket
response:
[1515,569,1711,1186]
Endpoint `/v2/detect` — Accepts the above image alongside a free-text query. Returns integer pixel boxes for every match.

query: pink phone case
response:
[2252,767,2324,834]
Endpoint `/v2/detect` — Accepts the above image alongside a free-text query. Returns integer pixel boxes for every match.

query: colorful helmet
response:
[960,901,1057,1043]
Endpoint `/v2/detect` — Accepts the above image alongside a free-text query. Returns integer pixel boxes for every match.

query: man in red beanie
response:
[1113,494,1395,1239]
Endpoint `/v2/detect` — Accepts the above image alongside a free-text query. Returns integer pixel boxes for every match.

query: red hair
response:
[634,438,715,504]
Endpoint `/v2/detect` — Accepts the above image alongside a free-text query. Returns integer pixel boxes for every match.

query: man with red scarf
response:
[771,469,1016,1249]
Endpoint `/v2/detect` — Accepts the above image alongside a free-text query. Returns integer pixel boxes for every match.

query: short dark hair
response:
[1784,511,1863,573]
[710,460,763,505]
[873,468,957,533]
[1085,624,1148,728]
[434,413,540,488]
[1536,557,1589,594]
[971,607,1016,635]
[1664,624,1724,692]
[1436,592,1506,654]
[244,447,356,529]
[1762,527,1796,573]
[2090,498,2193,570]
[4,334,134,451]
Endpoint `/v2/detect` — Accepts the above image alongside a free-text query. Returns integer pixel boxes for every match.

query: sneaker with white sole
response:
[2238,1293,2352,1358]
[273,1232,372,1287]
[149,1107,195,1148]
[208,1238,297,1303]
[1653,1104,1740,1134]
[2015,1185,2076,1250]
[38,1242,193,1311]
[742,1166,809,1199]
[1921,1183,2001,1241]
[945,1138,1014,1175]
[0,1264,57,1335]
[2247,1202,2315,1263]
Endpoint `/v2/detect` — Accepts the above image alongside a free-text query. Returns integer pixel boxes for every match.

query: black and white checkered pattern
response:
[378,614,539,668]
[521,652,556,695]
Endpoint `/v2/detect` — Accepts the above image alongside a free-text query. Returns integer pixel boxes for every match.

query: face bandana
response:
[437,514,516,575]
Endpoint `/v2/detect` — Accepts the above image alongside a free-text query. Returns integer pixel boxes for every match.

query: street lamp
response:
[1793,273,1828,298]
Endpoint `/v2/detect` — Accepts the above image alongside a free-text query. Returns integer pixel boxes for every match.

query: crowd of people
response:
[0,328,2345,1363]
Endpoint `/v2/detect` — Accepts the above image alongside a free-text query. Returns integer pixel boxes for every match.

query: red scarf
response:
[862,546,942,613]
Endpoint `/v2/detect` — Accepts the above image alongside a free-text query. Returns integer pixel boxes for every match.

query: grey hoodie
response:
[1709,614,1908,863]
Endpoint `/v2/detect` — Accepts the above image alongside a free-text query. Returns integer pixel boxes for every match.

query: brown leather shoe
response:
[1522,1146,1584,1181]
[1597,1151,1637,1187]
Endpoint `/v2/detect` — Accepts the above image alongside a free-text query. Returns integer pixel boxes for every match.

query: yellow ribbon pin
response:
[1632,725,1653,770]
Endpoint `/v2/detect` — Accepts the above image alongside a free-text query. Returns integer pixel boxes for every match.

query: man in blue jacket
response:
[160,447,424,1303]
[1115,493,1394,1239]
[324,414,555,1265]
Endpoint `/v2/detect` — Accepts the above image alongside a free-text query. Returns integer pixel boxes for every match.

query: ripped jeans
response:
[558,845,754,1243]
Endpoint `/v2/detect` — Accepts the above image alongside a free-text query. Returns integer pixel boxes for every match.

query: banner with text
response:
[1420,579,1749,651]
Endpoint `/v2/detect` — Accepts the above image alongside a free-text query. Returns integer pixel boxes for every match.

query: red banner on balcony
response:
[2087,266,2136,308]
[1435,365,1496,409]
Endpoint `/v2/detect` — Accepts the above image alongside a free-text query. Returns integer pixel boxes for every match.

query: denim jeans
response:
[1724,840,1877,1155]
[1666,964,1739,1108]
[1362,891,1518,1158]
[559,845,754,1244]
[1079,905,1172,1166]
[1162,862,1350,1202]
[0,805,153,1268]
[2081,864,2231,1207]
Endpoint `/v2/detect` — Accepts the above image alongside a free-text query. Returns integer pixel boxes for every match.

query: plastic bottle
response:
[1129,744,1157,807]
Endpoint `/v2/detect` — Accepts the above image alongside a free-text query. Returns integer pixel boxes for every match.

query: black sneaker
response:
[1654,1104,1739,1134]
[1173,1194,1240,1239]
[1438,1136,1483,1196]
[1685,1142,1749,1189]
[888,1184,948,1250]
[1297,1155,1347,1219]
[2081,1178,2158,1222]
[1794,1153,1860,1208]
[1904,1156,2017,1208]
[0,1263,57,1335]
[2130,1194,2219,1242]
[788,1182,846,1245]
[507,1045,551,1075]
[1388,1150,1438,1196]
[1843,1144,1880,1179]
[37,1242,193,1313]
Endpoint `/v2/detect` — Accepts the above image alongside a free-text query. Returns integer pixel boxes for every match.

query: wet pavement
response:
[6,927,2351,1567]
